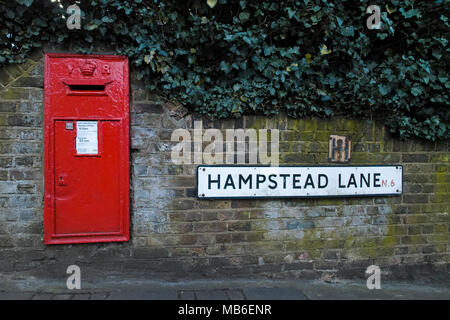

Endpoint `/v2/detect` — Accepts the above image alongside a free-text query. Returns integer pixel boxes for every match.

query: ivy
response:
[1,0,449,141]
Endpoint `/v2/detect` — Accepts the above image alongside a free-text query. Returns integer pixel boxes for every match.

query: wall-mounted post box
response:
[44,54,129,244]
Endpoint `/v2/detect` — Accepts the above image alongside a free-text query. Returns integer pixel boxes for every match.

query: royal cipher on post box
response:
[44,54,129,244]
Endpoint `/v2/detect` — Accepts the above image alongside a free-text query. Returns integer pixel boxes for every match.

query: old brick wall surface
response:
[0,51,448,280]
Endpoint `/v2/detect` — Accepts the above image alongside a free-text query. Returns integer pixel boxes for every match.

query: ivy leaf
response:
[220,61,231,74]
[305,53,312,64]
[438,75,448,83]
[286,8,296,19]
[85,22,99,31]
[32,18,47,27]
[231,104,241,113]
[5,9,15,19]
[401,8,421,19]
[144,51,155,64]
[101,16,114,23]
[411,86,423,96]
[320,45,332,55]
[378,84,390,96]
[386,5,396,14]
[206,0,217,9]
[239,12,250,22]
[16,0,33,7]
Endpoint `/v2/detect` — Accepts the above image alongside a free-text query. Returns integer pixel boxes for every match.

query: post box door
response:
[54,120,121,235]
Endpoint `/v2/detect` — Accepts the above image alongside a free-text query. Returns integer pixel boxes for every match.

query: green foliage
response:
[1,0,449,141]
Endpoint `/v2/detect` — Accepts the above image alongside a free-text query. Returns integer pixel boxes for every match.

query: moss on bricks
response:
[1,88,29,100]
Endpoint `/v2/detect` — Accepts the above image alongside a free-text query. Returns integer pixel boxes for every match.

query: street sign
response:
[197,165,402,199]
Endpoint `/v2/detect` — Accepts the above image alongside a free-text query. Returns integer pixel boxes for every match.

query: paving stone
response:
[242,287,308,300]
[31,293,54,300]
[52,294,73,300]
[0,292,34,300]
[225,289,246,300]
[70,293,91,300]
[209,289,229,300]
[179,290,195,300]
[194,290,212,300]
[108,289,178,300]
[90,293,109,300]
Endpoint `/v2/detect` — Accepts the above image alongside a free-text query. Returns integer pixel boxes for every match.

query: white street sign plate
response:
[197,165,402,199]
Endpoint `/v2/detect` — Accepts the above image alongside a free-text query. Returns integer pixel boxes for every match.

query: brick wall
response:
[0,51,448,280]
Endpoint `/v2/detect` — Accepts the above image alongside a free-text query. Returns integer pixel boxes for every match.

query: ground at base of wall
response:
[0,273,449,300]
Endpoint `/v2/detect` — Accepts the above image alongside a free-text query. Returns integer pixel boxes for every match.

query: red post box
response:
[44,54,129,244]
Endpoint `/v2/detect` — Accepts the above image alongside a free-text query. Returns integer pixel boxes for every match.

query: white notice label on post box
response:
[76,121,98,154]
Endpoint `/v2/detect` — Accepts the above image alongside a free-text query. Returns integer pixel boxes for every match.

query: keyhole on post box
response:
[58,174,67,186]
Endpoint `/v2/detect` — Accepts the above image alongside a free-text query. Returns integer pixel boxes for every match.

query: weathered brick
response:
[0,101,17,112]
[434,224,447,233]
[4,65,24,78]
[395,246,409,255]
[133,103,164,114]
[216,234,232,243]
[170,247,205,257]
[17,101,43,113]
[0,171,8,181]
[230,232,246,243]
[193,222,227,233]
[131,113,162,127]
[186,188,197,198]
[168,199,195,210]
[29,89,43,101]
[11,77,44,88]
[0,69,14,86]
[322,250,339,260]
[246,232,265,243]
[368,144,380,152]
[7,114,42,127]
[393,205,407,214]
[421,225,434,234]
[0,157,12,168]
[401,235,428,245]
[9,170,40,180]
[0,236,14,247]
[403,194,428,203]
[131,89,147,101]
[133,248,169,259]
[17,184,36,194]
[28,58,43,71]
[14,156,33,167]
[284,261,314,270]
[408,225,421,235]
[404,184,422,193]
[0,181,18,194]
[0,88,29,100]
[228,221,251,232]
[403,174,430,184]
[421,245,435,254]
[185,212,202,222]
[402,153,429,162]
[179,234,197,245]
